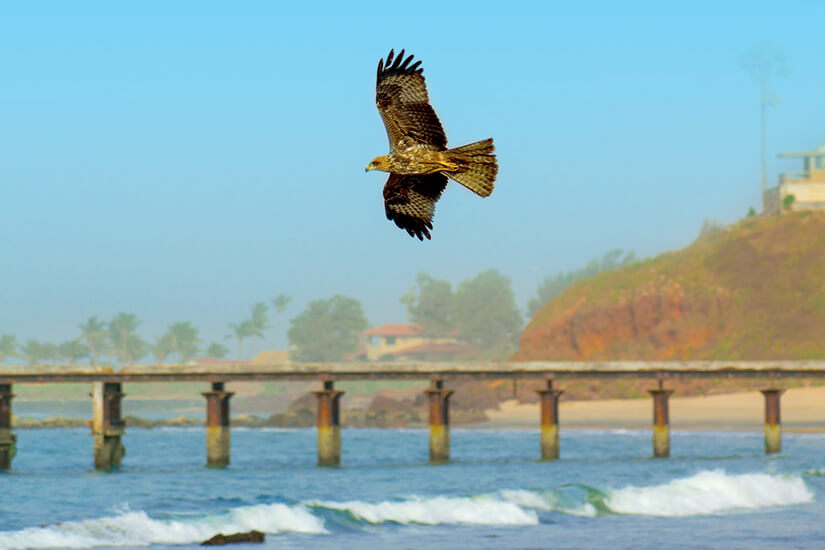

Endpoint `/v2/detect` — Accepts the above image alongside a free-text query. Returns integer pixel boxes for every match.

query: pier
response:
[0,360,823,470]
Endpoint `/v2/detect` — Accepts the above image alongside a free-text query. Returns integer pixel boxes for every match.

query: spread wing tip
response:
[386,212,432,240]
[377,48,424,84]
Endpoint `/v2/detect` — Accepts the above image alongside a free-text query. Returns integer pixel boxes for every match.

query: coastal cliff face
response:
[517,289,726,360]
[515,211,825,361]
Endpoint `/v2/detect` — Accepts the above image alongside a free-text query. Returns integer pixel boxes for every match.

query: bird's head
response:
[365,156,390,173]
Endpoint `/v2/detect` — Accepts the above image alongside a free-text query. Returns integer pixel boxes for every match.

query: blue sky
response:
[2,1,824,352]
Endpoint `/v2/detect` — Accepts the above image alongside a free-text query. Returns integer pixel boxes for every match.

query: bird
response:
[365,49,498,240]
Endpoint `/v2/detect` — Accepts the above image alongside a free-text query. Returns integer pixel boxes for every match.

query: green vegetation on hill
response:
[516,211,825,360]
[527,249,636,318]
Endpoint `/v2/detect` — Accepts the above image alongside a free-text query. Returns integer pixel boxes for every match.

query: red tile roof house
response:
[361,323,465,361]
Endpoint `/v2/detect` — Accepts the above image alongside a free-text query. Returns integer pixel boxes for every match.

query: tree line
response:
[1,253,637,365]
[0,294,292,366]
[287,269,525,362]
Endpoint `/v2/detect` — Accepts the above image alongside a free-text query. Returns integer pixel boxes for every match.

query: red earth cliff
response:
[514,211,825,361]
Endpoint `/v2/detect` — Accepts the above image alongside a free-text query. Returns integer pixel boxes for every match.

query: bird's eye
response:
[371,161,377,166]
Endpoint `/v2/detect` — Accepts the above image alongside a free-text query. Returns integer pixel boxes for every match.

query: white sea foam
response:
[605,469,814,517]
[0,504,325,550]
[310,495,538,526]
[0,470,813,549]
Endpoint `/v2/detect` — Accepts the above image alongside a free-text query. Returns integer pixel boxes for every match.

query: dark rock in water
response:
[201,530,265,545]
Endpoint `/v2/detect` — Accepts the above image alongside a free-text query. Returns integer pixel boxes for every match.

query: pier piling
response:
[314,380,344,466]
[203,382,234,467]
[537,379,563,460]
[91,382,125,470]
[426,378,453,463]
[648,382,673,458]
[761,388,784,455]
[0,384,15,469]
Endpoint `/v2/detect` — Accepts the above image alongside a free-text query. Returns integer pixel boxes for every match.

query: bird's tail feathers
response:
[445,139,497,197]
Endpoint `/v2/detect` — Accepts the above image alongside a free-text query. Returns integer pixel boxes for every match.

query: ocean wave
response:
[498,489,598,517]
[603,469,814,516]
[0,504,325,550]
[498,470,813,518]
[0,469,813,548]
[309,495,538,526]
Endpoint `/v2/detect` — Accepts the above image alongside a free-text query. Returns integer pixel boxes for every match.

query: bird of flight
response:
[365,49,498,240]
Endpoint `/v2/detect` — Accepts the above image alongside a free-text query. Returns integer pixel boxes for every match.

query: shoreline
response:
[11,422,825,434]
[480,386,825,433]
[11,386,825,432]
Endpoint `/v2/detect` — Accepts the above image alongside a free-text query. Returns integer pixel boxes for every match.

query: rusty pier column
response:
[648,382,673,458]
[203,382,234,467]
[426,378,453,463]
[761,388,784,455]
[537,379,563,460]
[91,382,126,470]
[314,379,344,466]
[0,384,16,469]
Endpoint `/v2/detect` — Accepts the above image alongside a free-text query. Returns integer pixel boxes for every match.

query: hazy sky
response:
[2,1,824,351]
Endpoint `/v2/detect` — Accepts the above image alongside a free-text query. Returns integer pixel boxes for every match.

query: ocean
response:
[0,427,822,549]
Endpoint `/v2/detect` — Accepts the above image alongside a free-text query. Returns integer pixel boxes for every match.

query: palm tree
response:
[59,340,90,365]
[0,334,19,363]
[251,302,269,333]
[271,294,292,350]
[226,320,256,359]
[21,340,44,365]
[78,316,108,366]
[206,342,230,359]
[249,302,270,355]
[40,343,59,364]
[125,334,149,364]
[152,333,175,365]
[108,313,143,364]
[167,321,200,363]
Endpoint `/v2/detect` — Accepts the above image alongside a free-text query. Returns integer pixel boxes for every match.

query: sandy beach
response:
[482,386,825,432]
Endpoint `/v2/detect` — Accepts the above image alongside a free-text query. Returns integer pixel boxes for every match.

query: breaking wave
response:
[0,470,813,549]
[0,504,325,549]
[602,469,814,517]
[309,495,538,525]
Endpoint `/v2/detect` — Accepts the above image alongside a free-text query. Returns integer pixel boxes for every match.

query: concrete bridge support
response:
[203,382,234,467]
[91,382,125,470]
[649,384,673,458]
[761,388,784,455]
[314,380,344,466]
[0,384,15,469]
[426,378,453,463]
[537,379,563,460]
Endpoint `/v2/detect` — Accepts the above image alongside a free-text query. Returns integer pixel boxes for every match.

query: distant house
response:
[361,323,464,361]
[764,144,825,214]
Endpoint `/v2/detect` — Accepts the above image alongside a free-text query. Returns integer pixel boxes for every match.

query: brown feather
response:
[383,173,447,240]
[376,50,447,149]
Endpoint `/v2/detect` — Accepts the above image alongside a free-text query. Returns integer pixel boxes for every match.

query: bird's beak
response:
[365,165,373,172]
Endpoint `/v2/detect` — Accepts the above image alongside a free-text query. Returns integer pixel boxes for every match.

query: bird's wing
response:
[376,49,447,149]
[383,173,448,240]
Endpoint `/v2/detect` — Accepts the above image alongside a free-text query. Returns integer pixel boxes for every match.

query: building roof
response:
[364,323,423,337]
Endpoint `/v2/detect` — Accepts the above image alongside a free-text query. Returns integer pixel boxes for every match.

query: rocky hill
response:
[515,211,825,361]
